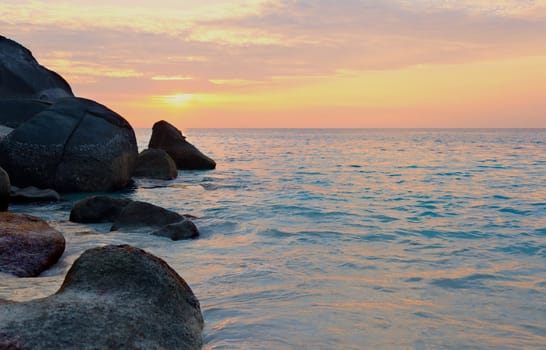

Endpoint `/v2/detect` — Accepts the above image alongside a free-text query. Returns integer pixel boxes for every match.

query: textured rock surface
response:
[0,36,73,101]
[0,167,9,211]
[9,186,60,204]
[151,219,200,240]
[0,97,138,192]
[133,148,178,180]
[69,196,132,223]
[0,245,204,349]
[0,212,65,277]
[149,120,216,170]
[0,99,52,129]
[111,200,188,232]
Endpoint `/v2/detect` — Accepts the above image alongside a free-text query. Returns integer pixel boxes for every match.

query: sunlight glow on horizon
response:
[2,0,546,128]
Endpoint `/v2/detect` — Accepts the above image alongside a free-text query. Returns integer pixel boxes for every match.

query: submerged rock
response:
[9,185,60,204]
[69,196,132,223]
[0,167,9,211]
[149,120,216,170]
[151,219,199,241]
[0,97,138,193]
[0,212,65,277]
[133,148,178,180]
[0,36,73,101]
[0,244,204,349]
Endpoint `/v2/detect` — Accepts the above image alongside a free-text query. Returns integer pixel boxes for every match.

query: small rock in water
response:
[70,195,132,223]
[151,219,200,240]
[111,200,188,232]
[0,212,65,277]
[9,185,60,204]
[0,244,204,349]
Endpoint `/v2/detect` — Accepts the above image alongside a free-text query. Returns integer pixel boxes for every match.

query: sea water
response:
[2,129,546,349]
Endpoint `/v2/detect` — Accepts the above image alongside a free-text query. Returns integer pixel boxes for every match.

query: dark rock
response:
[149,120,216,170]
[9,185,60,204]
[0,97,138,193]
[0,99,52,128]
[0,245,204,349]
[0,212,65,277]
[133,148,178,180]
[151,219,199,241]
[0,125,12,141]
[0,36,73,101]
[111,200,187,232]
[0,167,9,211]
[70,195,132,223]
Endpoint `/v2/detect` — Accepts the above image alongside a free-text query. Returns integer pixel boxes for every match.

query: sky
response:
[2,0,546,128]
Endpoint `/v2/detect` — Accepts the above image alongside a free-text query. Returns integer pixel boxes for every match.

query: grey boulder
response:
[0,244,203,349]
[0,212,65,277]
[0,97,138,193]
[149,120,216,170]
[0,35,73,101]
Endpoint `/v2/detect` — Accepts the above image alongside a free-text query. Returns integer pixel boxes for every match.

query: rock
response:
[0,167,9,211]
[0,212,65,277]
[0,245,204,349]
[111,200,188,232]
[70,195,132,223]
[0,99,52,129]
[133,148,178,180]
[0,36,73,101]
[151,219,199,240]
[0,125,13,141]
[149,120,216,170]
[0,97,138,193]
[9,185,60,204]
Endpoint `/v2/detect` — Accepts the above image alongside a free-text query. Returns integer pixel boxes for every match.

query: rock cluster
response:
[70,196,199,240]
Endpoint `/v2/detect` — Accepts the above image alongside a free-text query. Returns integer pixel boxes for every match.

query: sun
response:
[163,93,193,106]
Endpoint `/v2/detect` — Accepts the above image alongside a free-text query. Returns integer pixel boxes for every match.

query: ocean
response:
[2,128,546,349]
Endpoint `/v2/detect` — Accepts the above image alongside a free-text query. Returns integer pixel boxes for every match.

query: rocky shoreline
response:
[0,35,214,349]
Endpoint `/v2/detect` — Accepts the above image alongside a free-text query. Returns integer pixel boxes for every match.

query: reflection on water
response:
[3,129,546,349]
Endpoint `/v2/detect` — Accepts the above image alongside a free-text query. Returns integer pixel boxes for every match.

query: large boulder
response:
[9,185,61,204]
[133,148,178,180]
[0,166,9,211]
[0,212,65,277]
[0,36,73,101]
[149,120,216,170]
[0,245,204,349]
[70,195,132,223]
[0,97,138,193]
